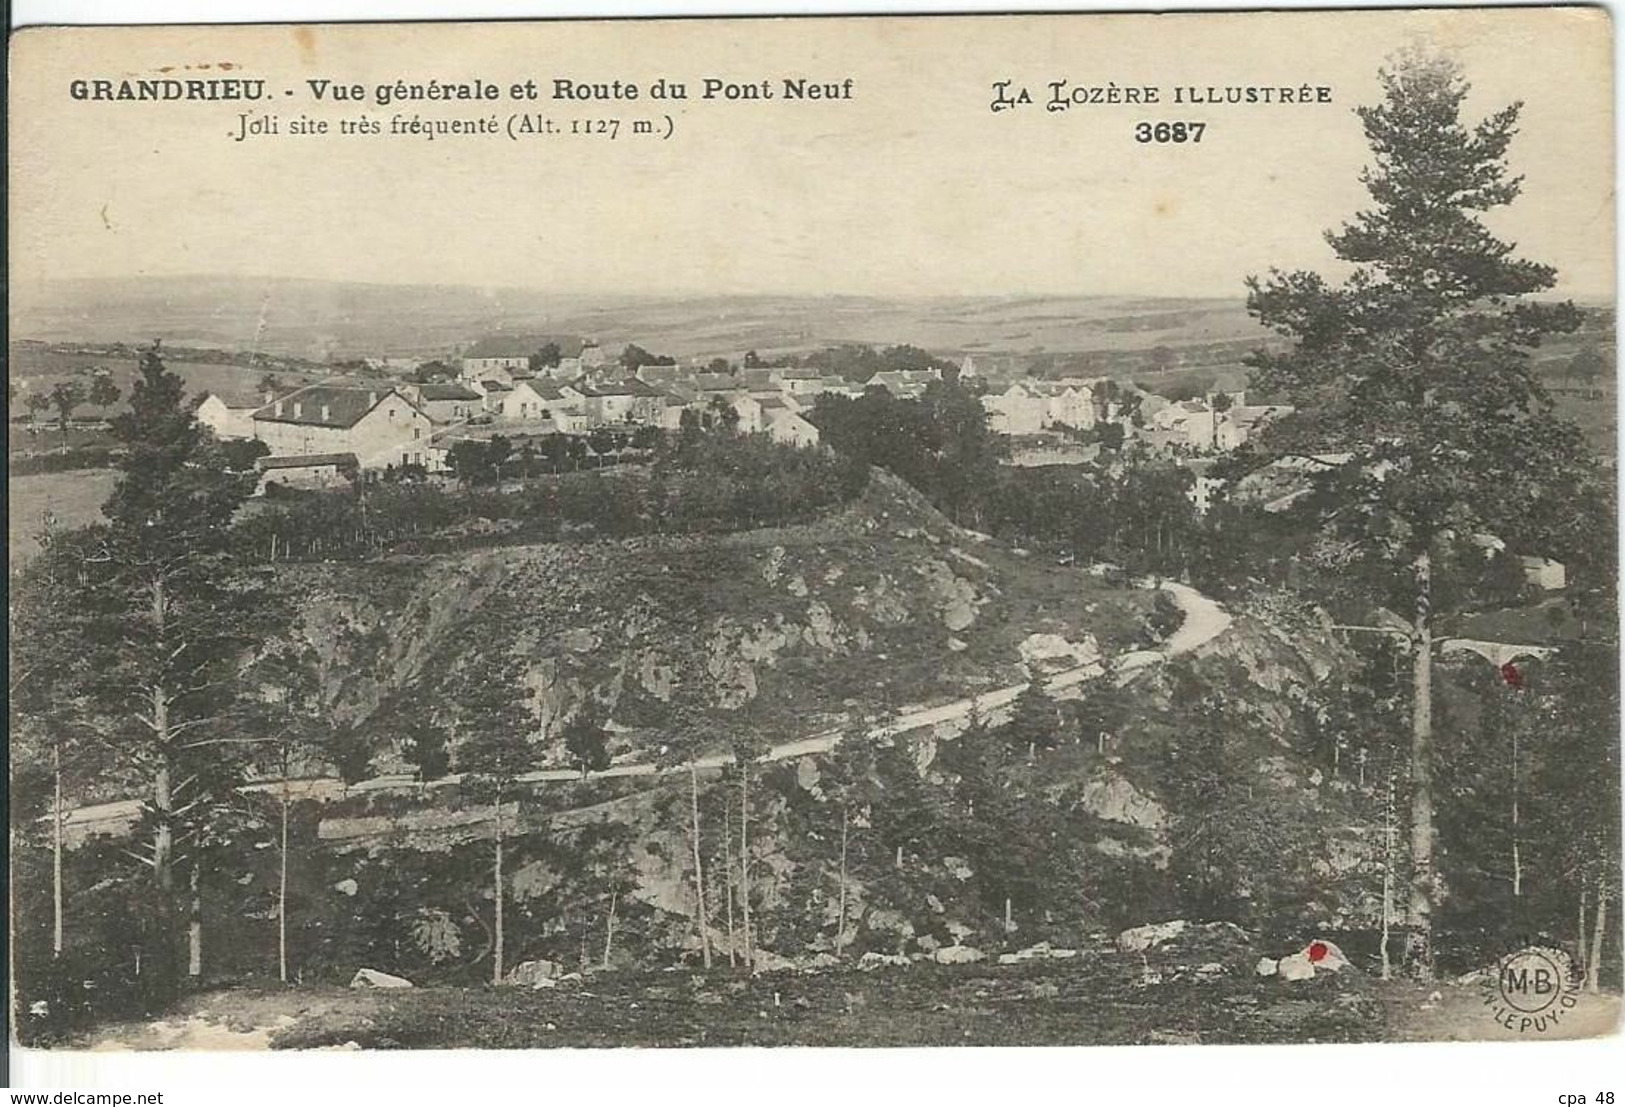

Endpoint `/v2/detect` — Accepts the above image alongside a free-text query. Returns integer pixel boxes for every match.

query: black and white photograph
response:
[5,6,1620,1076]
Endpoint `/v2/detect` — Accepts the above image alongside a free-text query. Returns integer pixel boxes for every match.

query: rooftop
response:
[256,452,359,471]
[253,385,415,429]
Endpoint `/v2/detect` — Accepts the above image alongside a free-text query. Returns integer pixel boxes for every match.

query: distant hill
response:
[10,275,1267,365]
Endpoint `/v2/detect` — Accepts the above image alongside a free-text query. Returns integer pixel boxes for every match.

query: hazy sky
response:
[8,10,1615,301]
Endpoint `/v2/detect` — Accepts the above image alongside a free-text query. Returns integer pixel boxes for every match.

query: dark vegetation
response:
[7,51,1620,1049]
[240,432,868,562]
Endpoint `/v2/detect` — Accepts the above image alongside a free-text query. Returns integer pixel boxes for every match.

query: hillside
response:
[11,276,1267,363]
[286,472,1156,771]
[50,472,1377,987]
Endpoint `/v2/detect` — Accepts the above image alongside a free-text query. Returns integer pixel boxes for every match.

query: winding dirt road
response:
[58,579,1236,841]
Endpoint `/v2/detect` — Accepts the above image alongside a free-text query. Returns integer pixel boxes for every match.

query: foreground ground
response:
[69,961,1620,1051]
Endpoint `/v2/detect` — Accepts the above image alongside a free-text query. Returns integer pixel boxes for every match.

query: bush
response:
[9,446,120,475]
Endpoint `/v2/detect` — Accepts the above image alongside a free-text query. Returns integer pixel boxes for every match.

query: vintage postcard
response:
[6,8,1619,1061]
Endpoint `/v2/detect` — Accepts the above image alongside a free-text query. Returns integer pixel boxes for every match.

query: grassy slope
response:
[8,469,120,562]
[295,472,1159,775]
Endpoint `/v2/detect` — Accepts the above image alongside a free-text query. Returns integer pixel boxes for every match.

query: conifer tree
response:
[449,617,539,986]
[61,343,270,1003]
[1245,50,1599,979]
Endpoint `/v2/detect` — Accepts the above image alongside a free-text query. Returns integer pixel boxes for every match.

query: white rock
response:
[1300,939,1351,973]
[349,968,413,989]
[859,952,912,971]
[1276,953,1316,982]
[532,977,558,990]
[1048,948,1078,959]
[1255,957,1279,977]
[506,960,562,986]
[1117,920,1188,953]
[334,879,359,897]
[751,949,798,974]
[933,945,985,965]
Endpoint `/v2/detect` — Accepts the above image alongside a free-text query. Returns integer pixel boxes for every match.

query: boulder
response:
[933,945,985,965]
[803,953,842,971]
[349,968,413,989]
[505,960,562,987]
[1270,939,1352,982]
[859,952,912,971]
[1277,952,1316,982]
[998,942,1053,964]
[1117,919,1187,953]
[751,949,798,975]
[1255,957,1279,978]
[1301,939,1351,972]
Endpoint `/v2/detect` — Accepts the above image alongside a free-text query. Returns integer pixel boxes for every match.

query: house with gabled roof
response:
[405,382,481,424]
[254,452,359,495]
[196,388,272,440]
[981,381,1047,435]
[251,383,435,471]
[580,377,664,425]
[460,334,602,384]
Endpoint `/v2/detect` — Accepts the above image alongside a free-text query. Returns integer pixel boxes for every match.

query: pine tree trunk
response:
[492,789,505,985]
[688,763,711,969]
[723,795,737,968]
[279,764,290,984]
[835,802,849,959]
[1577,885,1589,979]
[602,889,617,971]
[1510,725,1522,898]
[1405,550,1436,981]
[740,767,753,973]
[187,865,202,978]
[148,577,179,1001]
[52,744,64,960]
[1586,883,1608,994]
[1380,756,1396,981]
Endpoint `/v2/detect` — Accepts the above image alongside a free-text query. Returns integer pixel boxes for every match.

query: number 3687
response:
[1135,121,1205,143]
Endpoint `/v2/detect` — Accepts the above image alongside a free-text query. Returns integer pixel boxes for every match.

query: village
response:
[186,331,1299,496]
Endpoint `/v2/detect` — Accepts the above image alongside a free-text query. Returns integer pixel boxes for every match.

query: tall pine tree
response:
[64,343,272,1002]
[448,603,540,986]
[1245,51,1600,979]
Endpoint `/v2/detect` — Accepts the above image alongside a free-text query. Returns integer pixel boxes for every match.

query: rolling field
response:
[10,346,324,418]
[13,277,1272,362]
[8,469,120,563]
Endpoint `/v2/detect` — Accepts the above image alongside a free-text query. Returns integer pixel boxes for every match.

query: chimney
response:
[321,404,331,422]
[262,391,274,405]
[292,401,303,418]
[368,391,378,406]
[274,401,284,416]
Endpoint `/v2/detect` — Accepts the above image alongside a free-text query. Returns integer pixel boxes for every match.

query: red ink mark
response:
[1501,662,1524,689]
[1308,942,1328,963]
